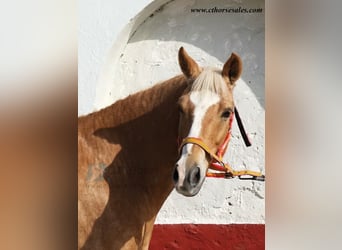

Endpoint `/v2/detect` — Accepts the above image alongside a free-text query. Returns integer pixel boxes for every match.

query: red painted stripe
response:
[150,224,264,250]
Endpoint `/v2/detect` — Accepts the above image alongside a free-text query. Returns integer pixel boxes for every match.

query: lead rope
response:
[234,107,252,147]
[181,138,265,181]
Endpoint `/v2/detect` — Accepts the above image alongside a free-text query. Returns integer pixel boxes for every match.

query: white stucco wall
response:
[79,0,264,224]
[79,0,154,116]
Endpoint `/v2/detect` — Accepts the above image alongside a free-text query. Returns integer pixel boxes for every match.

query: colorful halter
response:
[178,107,265,181]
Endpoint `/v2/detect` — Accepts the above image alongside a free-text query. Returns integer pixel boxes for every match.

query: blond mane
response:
[190,67,227,94]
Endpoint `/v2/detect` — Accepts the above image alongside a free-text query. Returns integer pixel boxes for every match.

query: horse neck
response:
[79,74,188,185]
[79,75,187,134]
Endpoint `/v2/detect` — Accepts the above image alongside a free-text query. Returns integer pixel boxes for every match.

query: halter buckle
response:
[238,175,265,181]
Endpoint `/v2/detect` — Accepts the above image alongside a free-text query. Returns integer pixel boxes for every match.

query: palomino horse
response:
[78,47,243,249]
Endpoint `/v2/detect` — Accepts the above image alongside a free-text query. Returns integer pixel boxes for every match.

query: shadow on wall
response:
[126,0,265,108]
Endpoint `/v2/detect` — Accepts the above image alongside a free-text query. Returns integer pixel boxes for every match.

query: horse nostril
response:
[173,167,179,184]
[188,166,201,187]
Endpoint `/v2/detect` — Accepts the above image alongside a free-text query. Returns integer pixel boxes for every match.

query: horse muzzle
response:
[173,161,207,197]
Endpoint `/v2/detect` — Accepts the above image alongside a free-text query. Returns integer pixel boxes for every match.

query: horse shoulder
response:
[78,132,117,248]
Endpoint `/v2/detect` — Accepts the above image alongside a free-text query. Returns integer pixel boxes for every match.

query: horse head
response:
[173,47,242,196]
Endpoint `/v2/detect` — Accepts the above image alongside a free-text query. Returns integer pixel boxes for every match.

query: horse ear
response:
[222,53,242,86]
[178,47,200,79]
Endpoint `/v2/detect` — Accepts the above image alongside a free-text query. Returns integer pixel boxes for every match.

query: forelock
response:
[190,67,227,95]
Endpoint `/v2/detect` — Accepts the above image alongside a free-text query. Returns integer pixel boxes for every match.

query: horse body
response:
[78,75,188,249]
[78,47,243,249]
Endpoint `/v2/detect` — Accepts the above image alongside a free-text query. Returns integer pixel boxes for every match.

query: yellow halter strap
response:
[179,137,265,181]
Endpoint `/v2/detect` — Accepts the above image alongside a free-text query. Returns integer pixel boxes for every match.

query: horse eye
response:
[221,110,231,118]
